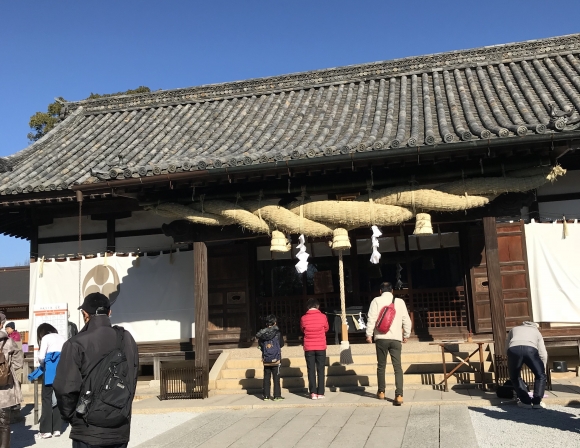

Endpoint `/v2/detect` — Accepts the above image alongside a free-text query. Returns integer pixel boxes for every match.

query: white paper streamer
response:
[295,234,310,274]
[357,312,366,330]
[395,263,404,289]
[370,225,382,264]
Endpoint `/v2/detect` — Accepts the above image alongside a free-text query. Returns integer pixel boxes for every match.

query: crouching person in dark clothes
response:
[53,293,139,448]
[256,315,285,401]
[506,321,547,409]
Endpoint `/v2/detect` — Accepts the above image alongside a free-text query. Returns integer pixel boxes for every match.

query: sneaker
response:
[377,391,385,400]
[53,431,61,437]
[272,396,285,401]
[316,394,324,399]
[517,401,533,409]
[263,396,271,401]
[532,402,546,409]
[394,395,404,406]
[310,393,318,400]
[35,433,52,439]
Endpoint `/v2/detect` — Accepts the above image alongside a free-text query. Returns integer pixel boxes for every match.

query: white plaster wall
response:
[538,199,580,220]
[38,239,107,258]
[115,211,171,231]
[39,216,106,238]
[116,234,175,253]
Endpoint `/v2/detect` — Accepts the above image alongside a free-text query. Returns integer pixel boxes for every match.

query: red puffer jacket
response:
[300,309,329,351]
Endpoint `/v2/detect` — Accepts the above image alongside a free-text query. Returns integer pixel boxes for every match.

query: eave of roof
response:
[2,33,580,196]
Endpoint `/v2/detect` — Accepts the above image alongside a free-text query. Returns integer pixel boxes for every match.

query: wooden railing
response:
[258,286,467,337]
[257,295,340,337]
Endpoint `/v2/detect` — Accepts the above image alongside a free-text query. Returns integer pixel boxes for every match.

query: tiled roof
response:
[2,34,580,195]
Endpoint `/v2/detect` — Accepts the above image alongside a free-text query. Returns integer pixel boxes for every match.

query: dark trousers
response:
[305,350,326,395]
[40,383,62,434]
[263,364,281,398]
[376,339,403,396]
[0,408,10,448]
[507,345,546,405]
[72,441,128,448]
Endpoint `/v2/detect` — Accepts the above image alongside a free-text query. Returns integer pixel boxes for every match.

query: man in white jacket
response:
[366,282,412,405]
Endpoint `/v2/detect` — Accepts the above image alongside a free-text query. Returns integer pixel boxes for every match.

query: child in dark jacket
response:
[256,314,285,401]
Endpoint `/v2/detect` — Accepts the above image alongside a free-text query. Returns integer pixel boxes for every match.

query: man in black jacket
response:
[54,293,139,448]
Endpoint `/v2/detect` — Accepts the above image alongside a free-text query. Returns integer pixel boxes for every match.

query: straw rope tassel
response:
[563,216,569,239]
[339,250,354,365]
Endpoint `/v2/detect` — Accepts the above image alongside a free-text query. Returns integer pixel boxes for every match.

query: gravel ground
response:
[469,404,580,447]
[10,411,198,448]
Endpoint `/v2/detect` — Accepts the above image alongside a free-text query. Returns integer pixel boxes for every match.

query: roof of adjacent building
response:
[2,33,580,195]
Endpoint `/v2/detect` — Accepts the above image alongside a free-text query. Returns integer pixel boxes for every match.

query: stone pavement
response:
[134,405,478,448]
[132,379,580,414]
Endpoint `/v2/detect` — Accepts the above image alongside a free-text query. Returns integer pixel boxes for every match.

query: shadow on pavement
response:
[469,405,580,435]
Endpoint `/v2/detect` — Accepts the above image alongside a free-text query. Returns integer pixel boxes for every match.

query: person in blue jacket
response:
[28,323,66,439]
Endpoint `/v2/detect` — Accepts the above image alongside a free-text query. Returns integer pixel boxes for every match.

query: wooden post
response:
[34,379,39,424]
[194,242,209,398]
[482,217,507,355]
[106,219,116,252]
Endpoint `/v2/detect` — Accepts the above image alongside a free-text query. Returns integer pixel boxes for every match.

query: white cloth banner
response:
[525,222,580,322]
[29,252,194,344]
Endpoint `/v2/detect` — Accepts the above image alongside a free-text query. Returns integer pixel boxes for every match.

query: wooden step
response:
[215,371,493,391]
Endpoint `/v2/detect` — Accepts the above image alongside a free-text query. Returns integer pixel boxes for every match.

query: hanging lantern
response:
[414,213,433,235]
[332,228,351,250]
[270,230,291,252]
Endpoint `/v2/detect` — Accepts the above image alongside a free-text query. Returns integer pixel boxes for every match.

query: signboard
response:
[33,303,68,367]
[314,271,334,294]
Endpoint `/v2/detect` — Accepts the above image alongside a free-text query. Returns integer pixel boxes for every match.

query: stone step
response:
[220,361,493,379]
[210,383,460,395]
[215,371,493,390]
[225,352,489,369]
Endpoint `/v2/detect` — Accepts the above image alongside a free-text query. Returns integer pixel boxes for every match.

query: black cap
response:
[4,322,14,330]
[78,292,111,315]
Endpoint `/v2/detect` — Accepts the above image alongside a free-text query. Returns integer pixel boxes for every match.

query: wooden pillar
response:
[482,217,507,355]
[30,225,38,262]
[106,219,116,252]
[193,242,209,398]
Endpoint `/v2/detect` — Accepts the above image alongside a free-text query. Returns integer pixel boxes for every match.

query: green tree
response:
[27,98,65,142]
[27,86,151,142]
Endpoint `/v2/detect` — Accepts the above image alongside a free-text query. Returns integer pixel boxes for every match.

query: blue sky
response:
[1,0,579,266]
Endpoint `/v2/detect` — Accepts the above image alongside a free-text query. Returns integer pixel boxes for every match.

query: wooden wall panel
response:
[207,243,251,345]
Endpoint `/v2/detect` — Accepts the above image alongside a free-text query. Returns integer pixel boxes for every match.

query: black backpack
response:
[262,334,281,365]
[78,326,134,428]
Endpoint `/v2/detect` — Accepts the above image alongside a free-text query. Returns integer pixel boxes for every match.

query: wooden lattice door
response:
[207,243,251,344]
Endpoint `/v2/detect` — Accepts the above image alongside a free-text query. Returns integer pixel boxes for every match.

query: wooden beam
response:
[193,242,209,398]
[483,216,507,355]
[107,219,116,252]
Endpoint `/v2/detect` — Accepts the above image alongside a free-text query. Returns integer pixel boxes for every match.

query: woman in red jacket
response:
[300,298,329,399]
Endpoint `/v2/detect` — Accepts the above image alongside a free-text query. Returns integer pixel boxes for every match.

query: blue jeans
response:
[507,345,546,405]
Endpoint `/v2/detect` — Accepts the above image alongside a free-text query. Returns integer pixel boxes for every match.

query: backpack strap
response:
[113,326,125,351]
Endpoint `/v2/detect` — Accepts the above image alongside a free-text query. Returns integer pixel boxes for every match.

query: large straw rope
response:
[148,203,233,226]
[358,188,492,211]
[437,166,566,195]
[241,199,333,237]
[288,200,413,227]
[191,200,270,233]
